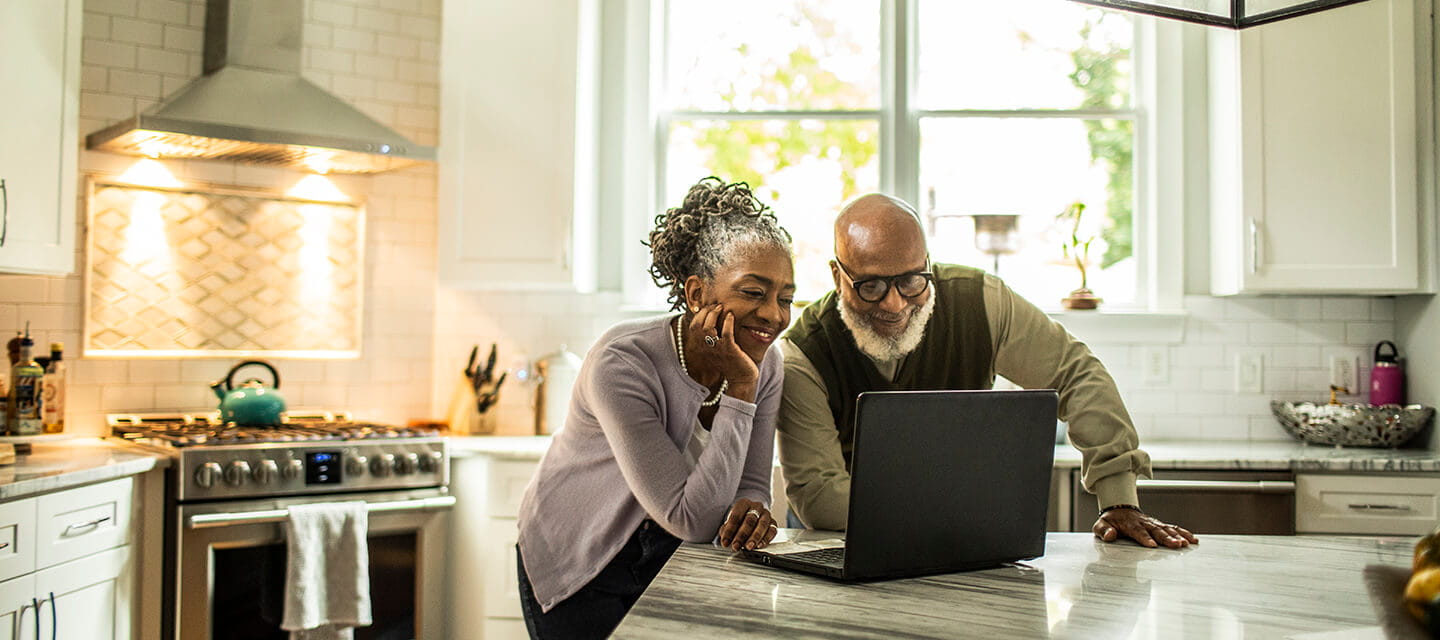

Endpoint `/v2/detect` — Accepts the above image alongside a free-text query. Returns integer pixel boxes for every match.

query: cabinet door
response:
[1209,0,1419,294]
[482,519,522,620]
[0,574,37,640]
[34,546,131,640]
[437,0,596,290]
[0,0,80,275]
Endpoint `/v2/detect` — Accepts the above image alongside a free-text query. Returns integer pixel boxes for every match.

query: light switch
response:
[1235,353,1264,393]
[1141,346,1169,385]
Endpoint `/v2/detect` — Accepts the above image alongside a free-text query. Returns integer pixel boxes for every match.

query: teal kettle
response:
[211,360,287,426]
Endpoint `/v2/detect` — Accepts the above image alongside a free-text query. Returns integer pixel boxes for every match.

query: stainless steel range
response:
[111,412,452,640]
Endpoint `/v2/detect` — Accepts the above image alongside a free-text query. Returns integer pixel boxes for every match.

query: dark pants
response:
[517,520,682,640]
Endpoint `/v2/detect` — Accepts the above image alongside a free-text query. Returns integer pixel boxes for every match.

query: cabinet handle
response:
[1248,218,1260,274]
[1,178,8,247]
[1137,479,1295,494]
[0,541,10,551]
[62,515,111,536]
[29,597,39,640]
[13,601,30,640]
[1347,503,1413,512]
[46,592,55,640]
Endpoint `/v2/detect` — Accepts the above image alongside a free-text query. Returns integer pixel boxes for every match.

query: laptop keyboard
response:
[787,547,846,567]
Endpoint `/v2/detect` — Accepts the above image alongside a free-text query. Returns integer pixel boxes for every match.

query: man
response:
[779,193,1196,549]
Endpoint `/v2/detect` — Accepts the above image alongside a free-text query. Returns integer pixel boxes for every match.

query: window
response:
[638,0,1165,311]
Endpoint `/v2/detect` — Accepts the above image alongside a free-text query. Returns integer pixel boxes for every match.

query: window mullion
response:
[881,0,919,206]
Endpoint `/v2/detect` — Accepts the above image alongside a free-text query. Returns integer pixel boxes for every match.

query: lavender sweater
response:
[516,314,782,612]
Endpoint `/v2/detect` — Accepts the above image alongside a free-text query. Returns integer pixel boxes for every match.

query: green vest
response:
[786,263,994,466]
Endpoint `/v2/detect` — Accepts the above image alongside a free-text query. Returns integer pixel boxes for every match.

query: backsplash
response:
[0,0,440,435]
[436,290,1398,443]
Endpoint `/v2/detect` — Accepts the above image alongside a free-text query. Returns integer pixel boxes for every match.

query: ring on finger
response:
[704,334,719,347]
[745,508,760,519]
[767,523,778,530]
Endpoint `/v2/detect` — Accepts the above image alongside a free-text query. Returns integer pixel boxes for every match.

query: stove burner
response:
[111,421,442,447]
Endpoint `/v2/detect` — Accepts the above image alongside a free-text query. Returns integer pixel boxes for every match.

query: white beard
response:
[837,290,936,363]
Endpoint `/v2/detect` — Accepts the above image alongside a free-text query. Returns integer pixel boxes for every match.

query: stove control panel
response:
[179,438,448,502]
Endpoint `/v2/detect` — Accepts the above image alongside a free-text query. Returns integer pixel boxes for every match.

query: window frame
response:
[615,0,1187,334]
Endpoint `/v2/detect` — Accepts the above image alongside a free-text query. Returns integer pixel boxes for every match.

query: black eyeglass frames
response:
[834,258,934,303]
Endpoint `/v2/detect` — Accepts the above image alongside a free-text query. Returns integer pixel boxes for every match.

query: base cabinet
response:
[1297,473,1440,535]
[449,455,540,640]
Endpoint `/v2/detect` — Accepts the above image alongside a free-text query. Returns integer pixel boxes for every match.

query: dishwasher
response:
[1070,469,1296,534]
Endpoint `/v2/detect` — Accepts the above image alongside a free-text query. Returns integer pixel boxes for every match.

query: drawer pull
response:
[62,515,111,536]
[0,541,9,551]
[1347,503,1414,512]
[1137,479,1296,494]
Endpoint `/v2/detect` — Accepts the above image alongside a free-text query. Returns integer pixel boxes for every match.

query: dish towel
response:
[282,501,372,640]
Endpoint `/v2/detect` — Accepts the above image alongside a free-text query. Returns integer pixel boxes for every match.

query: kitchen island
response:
[613,531,1418,639]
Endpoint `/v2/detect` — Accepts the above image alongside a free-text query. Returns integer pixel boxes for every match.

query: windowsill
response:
[1043,309,1188,344]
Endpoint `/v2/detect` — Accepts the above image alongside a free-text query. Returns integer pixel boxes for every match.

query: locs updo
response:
[646,177,793,311]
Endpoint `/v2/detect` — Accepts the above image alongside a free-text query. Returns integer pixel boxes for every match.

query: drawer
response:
[1297,474,1440,535]
[486,460,538,519]
[0,499,36,583]
[36,478,133,569]
[483,518,522,618]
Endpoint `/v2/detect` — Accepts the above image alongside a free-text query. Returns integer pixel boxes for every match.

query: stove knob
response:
[224,460,252,487]
[253,459,279,485]
[395,453,419,475]
[281,459,304,480]
[346,455,369,477]
[370,454,395,477]
[418,450,444,473]
[194,462,223,489]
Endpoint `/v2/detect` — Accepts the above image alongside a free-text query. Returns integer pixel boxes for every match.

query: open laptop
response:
[742,389,1058,580]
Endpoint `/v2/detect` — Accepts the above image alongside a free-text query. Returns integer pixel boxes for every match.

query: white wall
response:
[0,0,441,435]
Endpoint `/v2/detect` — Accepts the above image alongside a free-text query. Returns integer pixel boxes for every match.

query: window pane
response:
[666,119,880,300]
[917,0,1132,111]
[664,0,881,111]
[919,117,1136,306]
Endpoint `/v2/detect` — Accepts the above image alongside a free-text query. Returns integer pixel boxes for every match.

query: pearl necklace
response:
[674,315,727,407]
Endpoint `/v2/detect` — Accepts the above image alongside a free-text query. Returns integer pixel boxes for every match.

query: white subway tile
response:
[1345,322,1393,347]
[352,53,397,79]
[1321,298,1371,321]
[153,383,211,411]
[1247,322,1296,344]
[1294,322,1345,344]
[1272,297,1322,321]
[101,384,155,412]
[1150,416,1202,441]
[1261,369,1296,393]
[1269,345,1320,368]
[417,40,439,62]
[72,359,130,385]
[310,49,355,73]
[83,12,112,40]
[181,159,237,185]
[0,279,56,306]
[128,359,181,382]
[162,25,203,52]
[107,68,163,98]
[1199,369,1233,393]
[1293,368,1329,395]
[332,27,377,52]
[396,106,437,129]
[88,0,139,17]
[66,384,101,413]
[136,46,188,75]
[399,15,439,39]
[1225,298,1275,320]
[1195,320,1249,344]
[83,39,138,67]
[110,16,164,46]
[1371,297,1395,320]
[313,1,358,26]
[396,60,435,82]
[136,0,189,24]
[1200,416,1250,440]
[331,74,376,100]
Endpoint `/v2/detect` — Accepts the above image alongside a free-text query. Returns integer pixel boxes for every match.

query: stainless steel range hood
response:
[86,0,434,174]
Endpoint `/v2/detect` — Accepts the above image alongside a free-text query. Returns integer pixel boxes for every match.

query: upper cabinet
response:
[0,0,80,276]
[438,0,598,291]
[1209,0,1425,295]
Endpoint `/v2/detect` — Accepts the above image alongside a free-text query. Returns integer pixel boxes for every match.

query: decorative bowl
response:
[1269,401,1434,447]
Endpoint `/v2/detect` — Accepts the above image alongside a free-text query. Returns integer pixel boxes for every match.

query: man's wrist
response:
[1099,503,1143,516]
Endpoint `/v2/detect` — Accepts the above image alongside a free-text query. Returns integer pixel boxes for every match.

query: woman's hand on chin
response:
[716,498,778,551]
[686,304,759,401]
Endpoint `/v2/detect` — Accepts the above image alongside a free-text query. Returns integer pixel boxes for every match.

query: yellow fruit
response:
[1405,567,1440,621]
[1416,534,1440,571]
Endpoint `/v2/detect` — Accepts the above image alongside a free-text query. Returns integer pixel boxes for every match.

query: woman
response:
[515,177,795,639]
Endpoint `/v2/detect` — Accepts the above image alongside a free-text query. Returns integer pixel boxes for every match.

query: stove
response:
[110,412,448,502]
[112,412,453,638]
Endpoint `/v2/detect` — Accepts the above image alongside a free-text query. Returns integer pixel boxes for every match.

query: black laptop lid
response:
[843,389,1059,579]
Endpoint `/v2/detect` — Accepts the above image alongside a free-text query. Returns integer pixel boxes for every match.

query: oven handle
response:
[1137,479,1296,494]
[187,496,456,530]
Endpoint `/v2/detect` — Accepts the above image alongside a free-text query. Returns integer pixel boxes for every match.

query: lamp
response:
[1066,0,1372,29]
[967,214,1022,275]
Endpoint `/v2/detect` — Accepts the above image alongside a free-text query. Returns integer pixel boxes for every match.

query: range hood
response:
[86,0,434,174]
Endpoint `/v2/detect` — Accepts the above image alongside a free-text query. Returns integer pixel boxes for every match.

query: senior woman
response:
[515,177,795,639]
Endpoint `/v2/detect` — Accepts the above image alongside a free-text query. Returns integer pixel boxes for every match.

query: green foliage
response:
[1057,201,1095,289]
[1068,20,1133,270]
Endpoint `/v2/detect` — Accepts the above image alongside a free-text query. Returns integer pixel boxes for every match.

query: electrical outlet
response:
[1329,355,1357,392]
[1141,346,1169,385]
[1235,353,1264,393]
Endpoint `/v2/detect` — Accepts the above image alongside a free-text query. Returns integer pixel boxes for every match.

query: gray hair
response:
[646,177,793,310]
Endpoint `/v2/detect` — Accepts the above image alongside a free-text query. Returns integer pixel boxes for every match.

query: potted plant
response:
[1057,201,1102,310]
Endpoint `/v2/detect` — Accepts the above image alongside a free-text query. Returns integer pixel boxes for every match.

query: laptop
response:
[743,389,1058,580]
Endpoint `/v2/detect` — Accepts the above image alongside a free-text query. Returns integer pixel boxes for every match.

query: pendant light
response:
[1066,0,1373,29]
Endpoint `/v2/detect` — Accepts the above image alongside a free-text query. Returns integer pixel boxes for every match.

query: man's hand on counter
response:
[1093,507,1198,549]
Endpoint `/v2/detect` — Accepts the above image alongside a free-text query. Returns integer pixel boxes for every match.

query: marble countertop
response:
[450,435,1440,473]
[615,530,1419,639]
[0,438,168,501]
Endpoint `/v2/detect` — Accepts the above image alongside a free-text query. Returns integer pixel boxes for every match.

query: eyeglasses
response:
[834,258,934,303]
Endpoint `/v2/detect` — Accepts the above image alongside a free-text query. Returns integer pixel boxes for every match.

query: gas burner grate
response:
[108,413,441,447]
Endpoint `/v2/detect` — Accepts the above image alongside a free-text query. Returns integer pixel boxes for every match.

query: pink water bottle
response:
[1369,340,1405,406]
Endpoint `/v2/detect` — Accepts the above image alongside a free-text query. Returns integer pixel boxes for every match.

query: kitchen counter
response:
[614,530,1416,639]
[0,437,168,501]
[450,435,1440,472]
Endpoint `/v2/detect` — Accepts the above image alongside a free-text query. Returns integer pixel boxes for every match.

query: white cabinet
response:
[448,454,539,640]
[0,0,80,275]
[0,478,135,640]
[1209,0,1423,295]
[438,0,598,291]
[1297,473,1440,535]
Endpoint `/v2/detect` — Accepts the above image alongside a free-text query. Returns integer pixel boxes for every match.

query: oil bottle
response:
[41,342,64,433]
[7,328,42,436]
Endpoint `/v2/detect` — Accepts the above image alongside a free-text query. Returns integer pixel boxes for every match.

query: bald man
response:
[778,194,1197,549]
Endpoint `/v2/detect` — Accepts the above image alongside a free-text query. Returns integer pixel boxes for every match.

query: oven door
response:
[173,488,453,640]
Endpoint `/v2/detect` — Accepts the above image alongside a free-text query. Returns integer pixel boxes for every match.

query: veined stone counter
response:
[615,531,1419,639]
[1056,440,1440,473]
[0,437,168,501]
[447,435,553,461]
